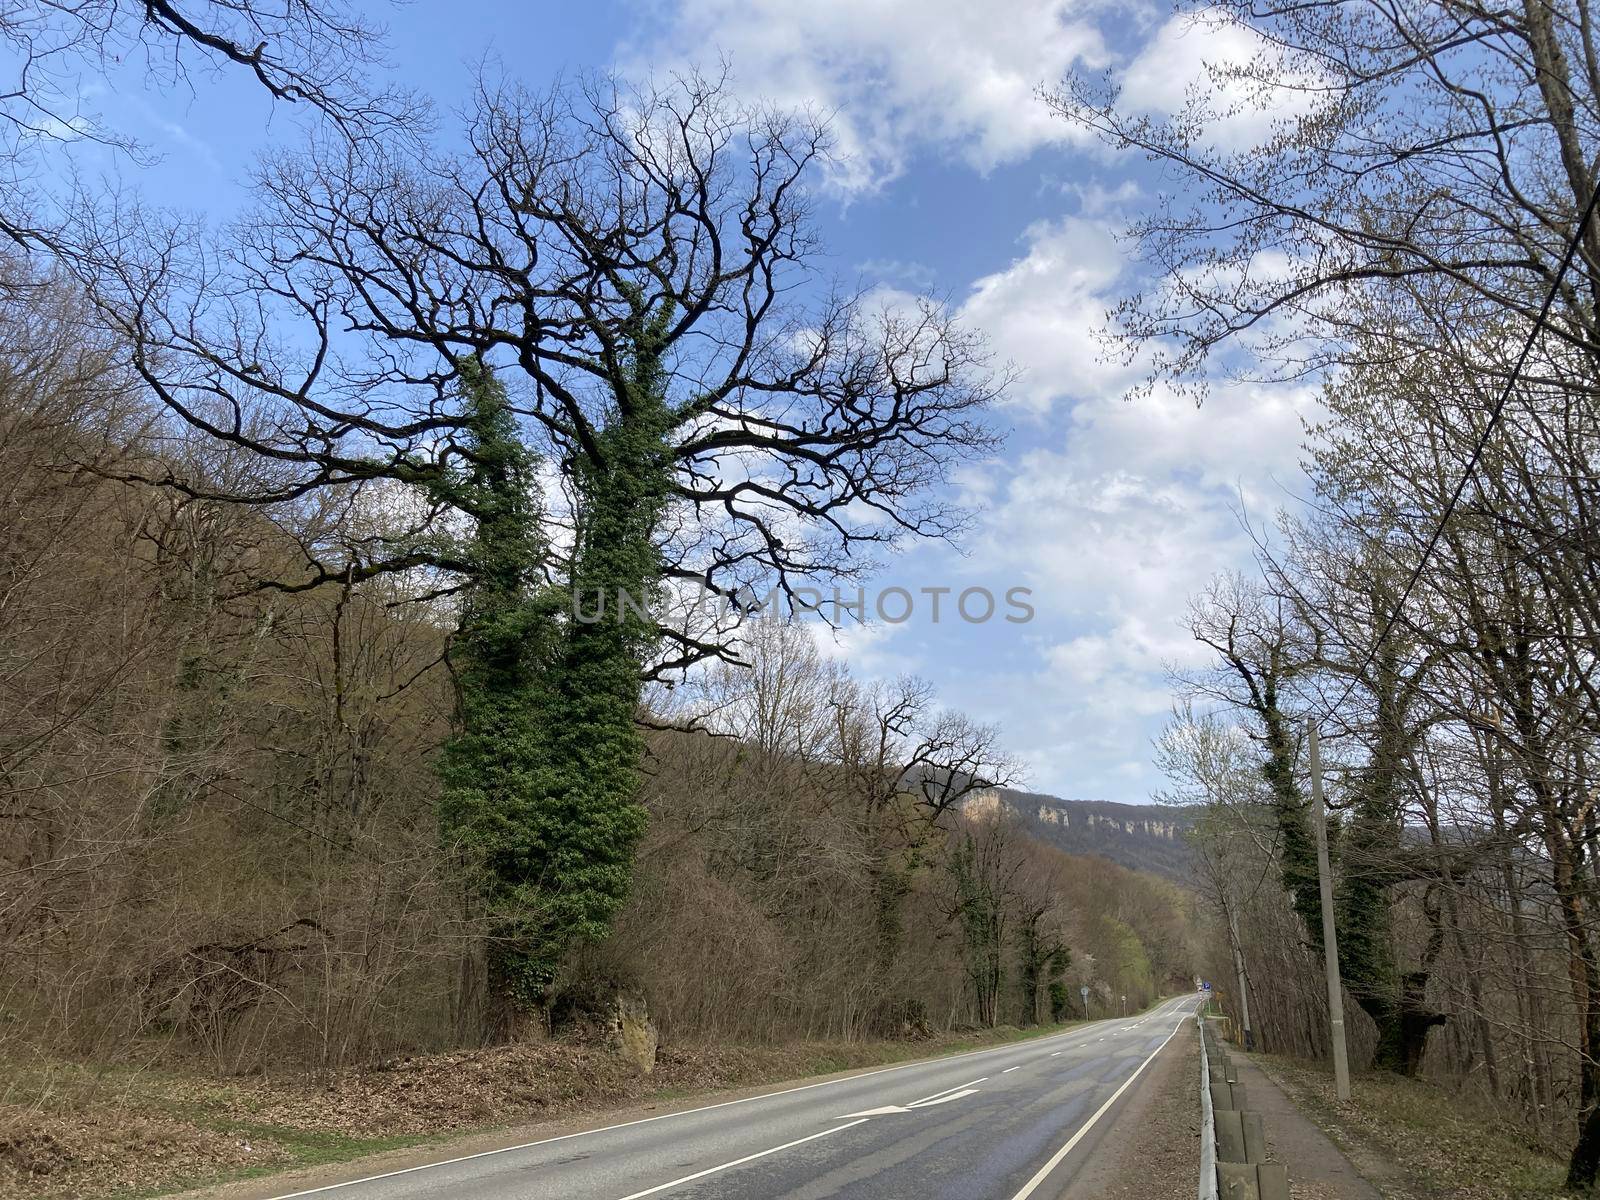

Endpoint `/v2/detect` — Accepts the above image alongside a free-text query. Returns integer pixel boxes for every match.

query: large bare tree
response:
[70,71,1001,1026]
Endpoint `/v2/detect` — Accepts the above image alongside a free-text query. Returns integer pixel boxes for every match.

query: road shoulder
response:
[1054,1021,1200,1200]
[1228,1053,1382,1200]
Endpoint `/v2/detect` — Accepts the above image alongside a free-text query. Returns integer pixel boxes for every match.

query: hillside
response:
[962,788,1197,883]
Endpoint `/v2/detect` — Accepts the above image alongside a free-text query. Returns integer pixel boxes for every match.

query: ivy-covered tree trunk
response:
[1337,640,1440,1074]
[1257,691,1321,934]
[1015,912,1068,1027]
[432,359,561,1036]
[1257,657,1439,1076]
[435,329,669,1035]
[523,310,672,1008]
[949,831,1006,1027]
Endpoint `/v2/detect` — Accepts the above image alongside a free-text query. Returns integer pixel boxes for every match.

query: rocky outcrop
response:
[954,789,1197,882]
[611,993,658,1075]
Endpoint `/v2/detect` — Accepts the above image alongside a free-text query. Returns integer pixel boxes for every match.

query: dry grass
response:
[1255,1055,1568,1199]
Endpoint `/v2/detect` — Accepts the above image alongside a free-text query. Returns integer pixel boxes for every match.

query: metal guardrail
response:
[1197,1011,1219,1200]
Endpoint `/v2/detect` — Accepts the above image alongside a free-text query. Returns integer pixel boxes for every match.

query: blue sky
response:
[70,1,1315,802]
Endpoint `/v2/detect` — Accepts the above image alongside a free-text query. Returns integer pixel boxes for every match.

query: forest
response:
[0,277,1195,1068]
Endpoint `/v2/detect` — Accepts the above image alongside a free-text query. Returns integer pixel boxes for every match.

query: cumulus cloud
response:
[737,209,1312,798]
[617,1,1319,798]
[939,212,1313,797]
[626,0,1107,191]
[958,216,1132,412]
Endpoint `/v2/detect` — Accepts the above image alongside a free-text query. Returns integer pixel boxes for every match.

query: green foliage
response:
[431,357,565,1009]
[1016,925,1069,1025]
[948,832,1007,1026]
[1098,915,1154,999]
[1334,638,1420,1073]
[1048,979,1071,1022]
[432,339,666,1017]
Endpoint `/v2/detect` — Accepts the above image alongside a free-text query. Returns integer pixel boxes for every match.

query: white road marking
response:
[836,1105,912,1118]
[1006,1016,1190,1200]
[835,1075,987,1120]
[1002,1065,1022,1074]
[908,1077,987,1105]
[613,1119,870,1200]
[907,1088,979,1108]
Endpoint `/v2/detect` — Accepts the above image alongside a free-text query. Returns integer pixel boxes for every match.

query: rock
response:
[611,992,658,1075]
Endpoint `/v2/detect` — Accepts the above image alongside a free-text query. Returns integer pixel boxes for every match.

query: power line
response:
[1324,177,1600,718]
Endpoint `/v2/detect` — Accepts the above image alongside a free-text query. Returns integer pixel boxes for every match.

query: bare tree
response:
[1047,1,1600,399]
[73,70,1002,672]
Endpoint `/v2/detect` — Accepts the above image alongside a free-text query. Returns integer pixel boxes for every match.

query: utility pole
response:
[1309,721,1351,1101]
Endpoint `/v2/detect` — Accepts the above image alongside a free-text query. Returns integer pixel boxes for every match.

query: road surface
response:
[268,995,1199,1200]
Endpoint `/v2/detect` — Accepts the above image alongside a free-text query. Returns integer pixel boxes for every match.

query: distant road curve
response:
[264,994,1201,1200]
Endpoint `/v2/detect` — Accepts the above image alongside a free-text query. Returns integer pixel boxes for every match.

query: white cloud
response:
[937,209,1314,798]
[1121,8,1322,152]
[617,1,1323,799]
[858,257,938,291]
[627,0,1108,192]
[958,216,1133,412]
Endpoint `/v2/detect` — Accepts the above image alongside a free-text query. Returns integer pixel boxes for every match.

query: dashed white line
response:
[1002,1065,1022,1074]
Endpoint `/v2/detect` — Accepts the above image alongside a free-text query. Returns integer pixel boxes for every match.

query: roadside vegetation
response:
[1058,0,1600,1190]
[1257,1056,1569,1200]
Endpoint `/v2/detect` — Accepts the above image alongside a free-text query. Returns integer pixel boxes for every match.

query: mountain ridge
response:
[960,787,1197,883]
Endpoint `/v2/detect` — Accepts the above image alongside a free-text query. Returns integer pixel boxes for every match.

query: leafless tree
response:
[71,71,1003,677]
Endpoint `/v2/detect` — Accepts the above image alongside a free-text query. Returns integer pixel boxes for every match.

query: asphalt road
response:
[269,994,1200,1200]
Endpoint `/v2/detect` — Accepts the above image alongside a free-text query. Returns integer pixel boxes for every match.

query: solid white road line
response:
[612,1119,870,1200]
[1006,1016,1189,1200]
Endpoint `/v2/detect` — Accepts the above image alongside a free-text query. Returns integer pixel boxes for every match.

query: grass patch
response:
[1254,1054,1569,1199]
